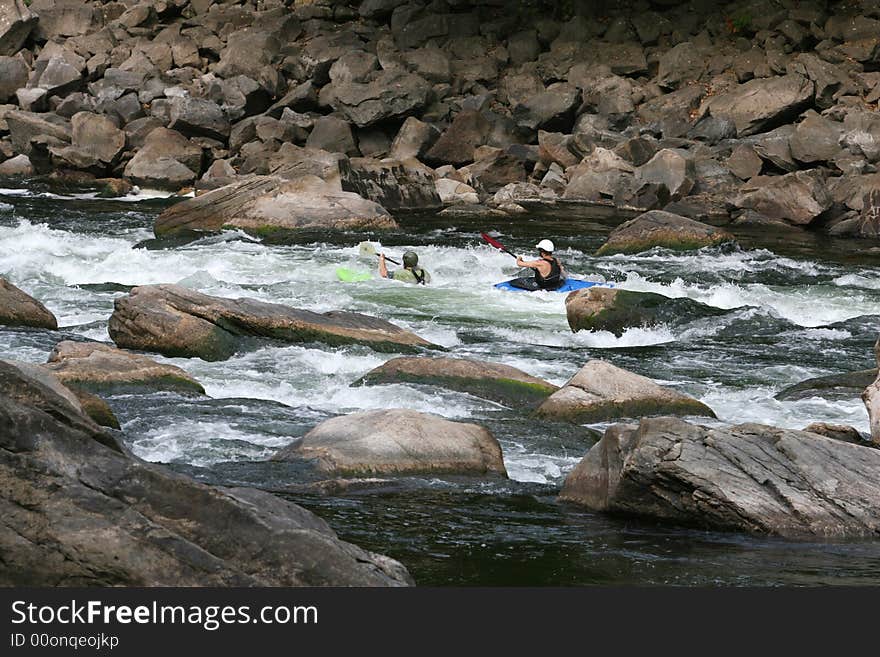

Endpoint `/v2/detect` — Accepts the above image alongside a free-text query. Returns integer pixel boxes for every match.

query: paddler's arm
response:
[516,257,540,268]
[379,254,389,278]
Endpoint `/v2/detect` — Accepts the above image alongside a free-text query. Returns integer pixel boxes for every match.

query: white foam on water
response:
[618,271,880,327]
[127,419,291,467]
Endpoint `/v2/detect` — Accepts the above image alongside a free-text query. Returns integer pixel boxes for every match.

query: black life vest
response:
[534,257,562,290]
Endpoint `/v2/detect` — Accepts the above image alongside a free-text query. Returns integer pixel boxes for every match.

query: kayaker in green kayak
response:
[379,250,431,285]
[511,239,566,291]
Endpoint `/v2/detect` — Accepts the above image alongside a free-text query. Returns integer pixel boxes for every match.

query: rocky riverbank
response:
[2,0,880,241]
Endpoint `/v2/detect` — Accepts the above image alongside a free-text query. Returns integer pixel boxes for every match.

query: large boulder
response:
[0,0,37,56]
[656,42,707,90]
[566,287,669,336]
[559,416,880,539]
[340,158,442,211]
[108,284,437,361]
[424,109,489,166]
[636,149,695,200]
[0,55,28,102]
[50,111,126,170]
[322,70,430,128]
[704,74,815,137]
[537,360,714,423]
[356,356,558,406]
[168,96,231,142]
[0,360,412,586]
[733,171,832,225]
[512,82,580,132]
[596,210,735,256]
[789,111,843,164]
[0,278,57,330]
[389,116,440,160]
[154,175,396,240]
[272,409,507,477]
[45,341,204,394]
[123,127,202,190]
[4,110,71,160]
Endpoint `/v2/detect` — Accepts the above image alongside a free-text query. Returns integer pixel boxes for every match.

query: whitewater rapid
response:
[2,203,878,481]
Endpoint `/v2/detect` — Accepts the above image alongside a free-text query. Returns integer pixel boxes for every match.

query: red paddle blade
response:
[480,232,507,251]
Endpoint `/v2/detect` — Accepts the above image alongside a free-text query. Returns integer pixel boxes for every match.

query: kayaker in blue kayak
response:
[510,239,566,291]
[379,250,431,285]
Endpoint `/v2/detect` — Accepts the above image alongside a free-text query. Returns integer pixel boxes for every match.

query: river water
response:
[3,190,880,585]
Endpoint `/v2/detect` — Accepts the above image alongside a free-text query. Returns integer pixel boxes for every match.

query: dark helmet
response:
[403,251,419,268]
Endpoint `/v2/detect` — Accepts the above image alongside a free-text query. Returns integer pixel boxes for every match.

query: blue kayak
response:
[494,278,614,293]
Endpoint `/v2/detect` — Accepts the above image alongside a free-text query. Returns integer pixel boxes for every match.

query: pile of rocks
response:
[1,0,880,239]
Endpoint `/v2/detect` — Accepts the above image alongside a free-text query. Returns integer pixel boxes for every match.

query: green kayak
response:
[336,267,372,282]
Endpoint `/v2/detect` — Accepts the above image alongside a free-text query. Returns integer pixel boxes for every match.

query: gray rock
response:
[0,153,33,176]
[14,87,47,112]
[727,144,763,180]
[340,158,441,211]
[637,148,695,200]
[45,341,204,395]
[0,0,37,56]
[424,109,489,166]
[657,42,707,89]
[753,124,799,171]
[0,277,57,329]
[168,96,230,142]
[4,110,71,156]
[68,111,126,165]
[389,116,439,160]
[306,116,358,156]
[775,369,878,402]
[329,50,378,84]
[512,82,580,132]
[560,416,880,538]
[841,110,880,163]
[705,74,815,136]
[0,55,27,102]
[508,30,541,66]
[266,80,318,117]
[272,409,507,477]
[537,360,714,423]
[734,171,832,225]
[596,210,735,255]
[123,127,202,190]
[0,360,412,586]
[323,70,430,128]
[789,111,843,164]
[108,283,435,361]
[153,174,397,241]
[215,29,280,81]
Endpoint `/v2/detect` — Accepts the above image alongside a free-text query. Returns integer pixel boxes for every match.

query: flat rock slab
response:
[357,356,558,406]
[108,284,438,361]
[273,409,508,477]
[154,174,397,240]
[537,360,714,423]
[596,210,735,256]
[45,340,205,394]
[560,416,880,539]
[0,278,57,330]
[0,360,412,586]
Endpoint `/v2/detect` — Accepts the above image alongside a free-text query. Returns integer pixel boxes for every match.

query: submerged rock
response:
[559,416,880,539]
[537,360,714,423]
[273,409,508,477]
[0,278,57,330]
[154,175,397,239]
[357,356,558,406]
[108,284,438,361]
[0,360,412,586]
[595,210,735,256]
[45,341,205,394]
[775,369,877,401]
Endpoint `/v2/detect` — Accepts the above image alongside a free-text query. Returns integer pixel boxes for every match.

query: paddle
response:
[480,232,518,260]
[377,253,401,265]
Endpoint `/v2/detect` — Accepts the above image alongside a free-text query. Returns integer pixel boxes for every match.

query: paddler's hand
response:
[515,256,525,266]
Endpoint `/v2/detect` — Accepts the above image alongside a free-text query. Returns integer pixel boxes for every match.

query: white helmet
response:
[536,239,555,253]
